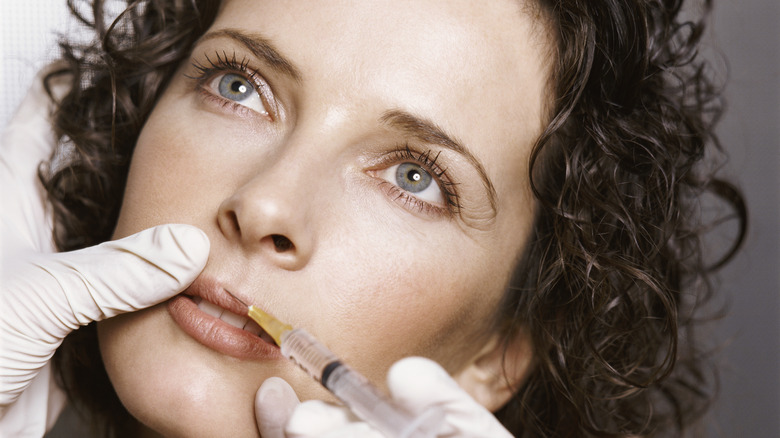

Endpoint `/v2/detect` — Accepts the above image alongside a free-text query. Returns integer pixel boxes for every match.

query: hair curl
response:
[42,0,745,437]
[495,0,745,436]
[45,1,219,436]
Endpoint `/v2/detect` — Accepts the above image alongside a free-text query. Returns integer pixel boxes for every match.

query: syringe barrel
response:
[280,329,442,438]
[280,328,338,383]
[325,364,442,438]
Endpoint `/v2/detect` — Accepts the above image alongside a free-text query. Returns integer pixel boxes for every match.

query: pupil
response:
[408,170,421,182]
[231,81,246,93]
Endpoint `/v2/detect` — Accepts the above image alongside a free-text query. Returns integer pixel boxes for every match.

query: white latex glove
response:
[0,224,210,409]
[0,66,210,436]
[1,64,69,437]
[255,357,514,438]
[0,65,63,258]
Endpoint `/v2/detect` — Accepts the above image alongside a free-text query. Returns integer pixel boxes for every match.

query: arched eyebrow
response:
[198,28,302,82]
[380,110,498,214]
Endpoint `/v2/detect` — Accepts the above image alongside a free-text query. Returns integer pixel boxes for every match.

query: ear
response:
[452,330,533,412]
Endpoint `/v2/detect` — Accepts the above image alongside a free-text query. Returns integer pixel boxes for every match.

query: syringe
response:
[225,291,443,438]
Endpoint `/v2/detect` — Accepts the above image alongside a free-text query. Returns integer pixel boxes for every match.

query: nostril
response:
[271,234,294,252]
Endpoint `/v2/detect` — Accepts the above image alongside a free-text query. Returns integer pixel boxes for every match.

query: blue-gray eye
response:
[218,74,254,101]
[395,163,432,193]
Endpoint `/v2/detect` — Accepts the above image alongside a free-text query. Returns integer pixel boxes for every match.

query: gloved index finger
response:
[60,224,210,322]
[3,224,210,341]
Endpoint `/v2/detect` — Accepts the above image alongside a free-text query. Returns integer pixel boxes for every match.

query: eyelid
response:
[368,144,461,217]
[206,73,268,116]
[187,51,279,120]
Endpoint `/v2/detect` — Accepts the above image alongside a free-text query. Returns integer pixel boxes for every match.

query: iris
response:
[218,74,254,101]
[396,163,432,193]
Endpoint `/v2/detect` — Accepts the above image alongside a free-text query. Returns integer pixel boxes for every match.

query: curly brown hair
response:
[42,0,746,437]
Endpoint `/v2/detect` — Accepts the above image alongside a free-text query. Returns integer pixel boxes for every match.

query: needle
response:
[225,289,248,307]
[222,289,443,437]
[224,289,291,345]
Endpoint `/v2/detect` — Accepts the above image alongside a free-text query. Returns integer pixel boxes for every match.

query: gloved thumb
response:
[386,357,513,437]
[255,377,300,438]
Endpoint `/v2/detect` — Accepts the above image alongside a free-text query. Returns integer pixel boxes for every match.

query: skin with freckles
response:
[97,0,552,436]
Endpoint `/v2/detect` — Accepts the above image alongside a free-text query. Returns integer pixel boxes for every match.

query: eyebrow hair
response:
[380,110,498,213]
[198,28,302,81]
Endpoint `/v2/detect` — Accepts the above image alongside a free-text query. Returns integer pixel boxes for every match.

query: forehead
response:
[214,0,552,198]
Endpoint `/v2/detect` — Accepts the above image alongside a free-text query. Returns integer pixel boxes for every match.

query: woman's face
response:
[99,0,551,436]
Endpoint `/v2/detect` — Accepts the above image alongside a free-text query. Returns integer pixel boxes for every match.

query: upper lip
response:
[167,274,281,358]
[182,276,253,318]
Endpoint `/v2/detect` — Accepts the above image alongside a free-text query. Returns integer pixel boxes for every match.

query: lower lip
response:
[167,295,282,361]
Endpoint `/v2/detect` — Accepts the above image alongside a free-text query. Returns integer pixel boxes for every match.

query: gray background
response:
[703,1,780,436]
[2,1,778,436]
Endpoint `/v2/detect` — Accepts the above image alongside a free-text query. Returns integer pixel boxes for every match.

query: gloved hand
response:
[0,224,210,412]
[0,65,210,436]
[254,357,514,438]
[1,63,69,437]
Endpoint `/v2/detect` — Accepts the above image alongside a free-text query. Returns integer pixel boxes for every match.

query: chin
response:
[122,373,261,438]
[138,412,261,438]
[98,306,265,438]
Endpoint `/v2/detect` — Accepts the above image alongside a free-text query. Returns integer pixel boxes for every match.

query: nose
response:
[217,159,316,271]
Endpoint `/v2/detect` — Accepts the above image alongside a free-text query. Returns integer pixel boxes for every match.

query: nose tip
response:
[217,189,313,271]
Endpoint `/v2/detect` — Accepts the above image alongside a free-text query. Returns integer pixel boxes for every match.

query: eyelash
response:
[187,51,272,118]
[187,53,460,217]
[379,145,461,217]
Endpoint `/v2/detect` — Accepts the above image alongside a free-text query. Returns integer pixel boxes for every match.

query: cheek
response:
[376,275,498,367]
[338,267,504,385]
[310,218,511,383]
[114,102,235,238]
[116,127,189,237]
